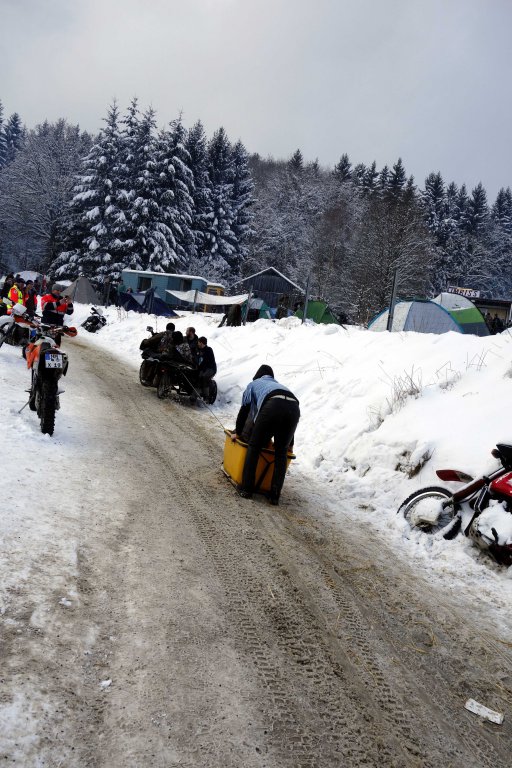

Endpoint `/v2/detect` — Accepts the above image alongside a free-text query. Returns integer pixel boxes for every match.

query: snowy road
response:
[2,338,512,767]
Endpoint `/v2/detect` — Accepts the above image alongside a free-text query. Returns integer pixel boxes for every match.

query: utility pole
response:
[243,284,253,325]
[386,267,399,331]
[302,272,312,324]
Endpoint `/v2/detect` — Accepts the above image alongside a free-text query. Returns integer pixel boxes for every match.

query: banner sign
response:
[447,286,480,299]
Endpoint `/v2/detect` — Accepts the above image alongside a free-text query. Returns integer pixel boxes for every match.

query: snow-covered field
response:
[1,303,511,642]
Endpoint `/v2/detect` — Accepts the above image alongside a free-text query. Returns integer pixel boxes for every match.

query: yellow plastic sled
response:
[222,429,295,494]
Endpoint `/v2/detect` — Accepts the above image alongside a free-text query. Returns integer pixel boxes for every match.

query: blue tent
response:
[119,288,177,317]
[141,288,177,317]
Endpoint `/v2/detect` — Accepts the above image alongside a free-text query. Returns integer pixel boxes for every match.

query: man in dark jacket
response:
[139,322,175,384]
[232,365,300,505]
[197,336,217,398]
[185,326,199,363]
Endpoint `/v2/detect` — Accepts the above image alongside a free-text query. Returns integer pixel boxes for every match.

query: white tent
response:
[166,289,248,306]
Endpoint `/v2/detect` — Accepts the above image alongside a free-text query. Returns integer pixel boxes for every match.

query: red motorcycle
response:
[398,443,512,566]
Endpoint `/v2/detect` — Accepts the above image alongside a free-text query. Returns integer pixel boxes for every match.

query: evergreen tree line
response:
[54,99,254,284]
[1,95,510,323]
[248,151,512,323]
[0,98,254,285]
[0,100,25,271]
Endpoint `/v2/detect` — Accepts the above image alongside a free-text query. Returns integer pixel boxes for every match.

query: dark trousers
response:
[198,368,215,396]
[242,398,300,499]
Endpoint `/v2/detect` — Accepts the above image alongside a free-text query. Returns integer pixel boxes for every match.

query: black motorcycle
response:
[82,306,106,333]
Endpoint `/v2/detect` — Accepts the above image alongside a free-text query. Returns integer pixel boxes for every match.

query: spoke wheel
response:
[207,379,217,405]
[398,486,455,534]
[40,379,57,436]
[139,362,152,387]
[157,371,171,400]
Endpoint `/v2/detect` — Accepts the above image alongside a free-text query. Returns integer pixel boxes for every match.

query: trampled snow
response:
[1,304,511,750]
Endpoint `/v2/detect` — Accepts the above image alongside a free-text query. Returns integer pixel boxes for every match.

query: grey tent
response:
[62,276,101,305]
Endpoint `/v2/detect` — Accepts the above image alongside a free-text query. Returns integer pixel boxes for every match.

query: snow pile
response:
[1,304,512,613]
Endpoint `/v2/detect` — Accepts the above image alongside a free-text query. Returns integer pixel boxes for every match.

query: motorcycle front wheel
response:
[39,379,58,436]
[207,379,217,405]
[398,486,454,534]
[0,327,11,348]
[139,362,152,387]
[157,371,171,399]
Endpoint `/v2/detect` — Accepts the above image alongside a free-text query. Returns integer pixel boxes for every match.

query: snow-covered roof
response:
[233,266,304,292]
[122,269,207,281]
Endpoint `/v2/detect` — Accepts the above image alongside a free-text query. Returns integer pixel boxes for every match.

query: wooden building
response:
[233,267,303,311]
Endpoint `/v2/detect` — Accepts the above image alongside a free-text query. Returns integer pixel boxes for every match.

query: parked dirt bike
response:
[25,324,77,436]
[0,302,37,349]
[398,443,512,566]
[81,306,106,333]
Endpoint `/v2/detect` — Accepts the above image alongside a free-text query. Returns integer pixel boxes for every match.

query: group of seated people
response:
[139,324,217,399]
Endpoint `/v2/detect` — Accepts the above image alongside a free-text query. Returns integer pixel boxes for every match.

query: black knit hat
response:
[253,365,274,380]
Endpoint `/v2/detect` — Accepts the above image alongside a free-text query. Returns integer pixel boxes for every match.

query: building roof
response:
[233,267,304,292]
[122,269,207,281]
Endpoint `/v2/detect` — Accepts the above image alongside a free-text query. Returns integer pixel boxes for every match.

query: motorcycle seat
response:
[496,443,512,468]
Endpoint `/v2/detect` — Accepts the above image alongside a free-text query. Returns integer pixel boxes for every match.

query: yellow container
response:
[222,429,295,493]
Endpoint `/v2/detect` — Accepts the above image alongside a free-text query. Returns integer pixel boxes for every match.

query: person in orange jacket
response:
[41,284,73,327]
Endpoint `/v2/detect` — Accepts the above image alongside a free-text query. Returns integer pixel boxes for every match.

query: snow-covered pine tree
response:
[113,105,178,274]
[0,101,7,168]
[351,163,366,186]
[466,182,489,236]
[203,126,236,279]
[378,165,390,195]
[52,101,124,281]
[154,117,196,272]
[229,139,254,278]
[185,121,214,272]
[289,149,304,172]
[489,188,512,297]
[422,172,445,234]
[4,113,23,163]
[387,158,407,200]
[362,161,379,196]
[332,153,352,184]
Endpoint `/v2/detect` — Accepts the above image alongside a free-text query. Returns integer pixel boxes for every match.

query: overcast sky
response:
[2,0,511,199]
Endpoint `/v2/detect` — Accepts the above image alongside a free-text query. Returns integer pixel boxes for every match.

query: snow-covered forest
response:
[1,97,511,323]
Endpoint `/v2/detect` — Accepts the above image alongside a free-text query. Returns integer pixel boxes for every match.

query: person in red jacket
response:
[41,284,74,327]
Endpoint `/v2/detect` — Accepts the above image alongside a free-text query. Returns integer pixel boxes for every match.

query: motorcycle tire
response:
[398,486,454,534]
[157,371,171,400]
[207,379,217,405]
[0,329,7,348]
[139,362,152,387]
[39,379,57,436]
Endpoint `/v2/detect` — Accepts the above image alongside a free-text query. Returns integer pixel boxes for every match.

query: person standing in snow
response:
[24,280,38,316]
[196,336,217,399]
[232,365,300,506]
[41,285,74,346]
